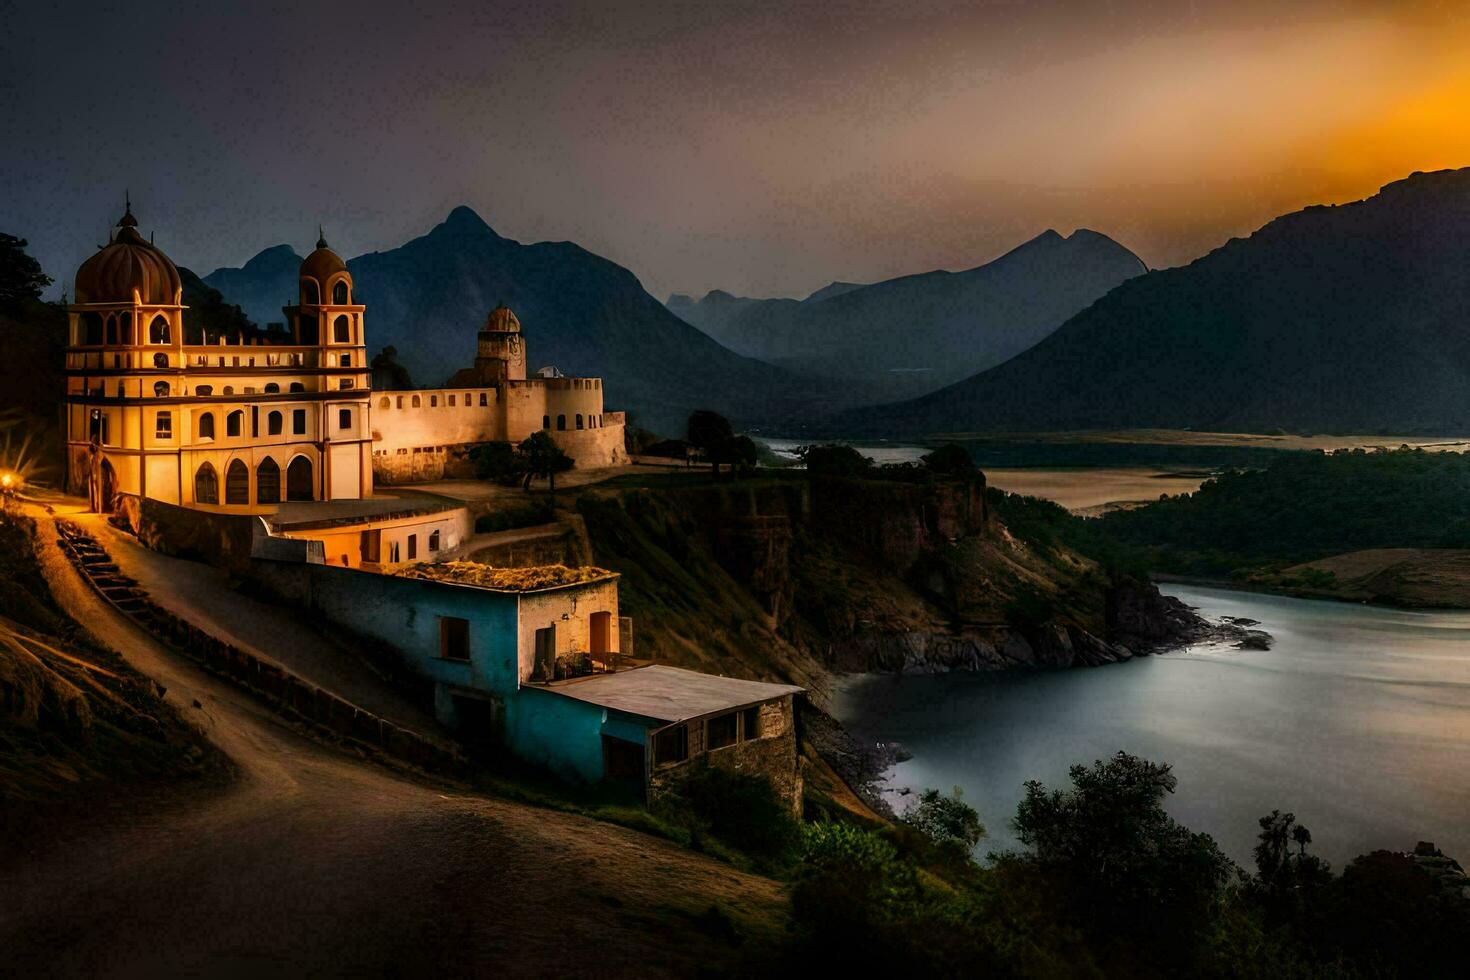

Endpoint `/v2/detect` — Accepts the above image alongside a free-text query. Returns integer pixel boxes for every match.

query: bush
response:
[663,761,800,866]
[901,787,985,855]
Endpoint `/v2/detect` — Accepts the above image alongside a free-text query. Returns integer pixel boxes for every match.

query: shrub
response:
[664,761,800,865]
[901,786,985,855]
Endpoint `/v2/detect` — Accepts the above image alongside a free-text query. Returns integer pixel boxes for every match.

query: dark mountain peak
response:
[234,244,300,275]
[435,205,500,239]
[804,281,866,303]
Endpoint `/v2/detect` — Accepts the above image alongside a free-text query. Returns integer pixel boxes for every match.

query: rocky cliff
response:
[574,472,1204,706]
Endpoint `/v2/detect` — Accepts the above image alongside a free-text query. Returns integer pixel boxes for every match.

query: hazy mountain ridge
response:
[205,208,850,433]
[841,168,1470,436]
[669,229,1147,401]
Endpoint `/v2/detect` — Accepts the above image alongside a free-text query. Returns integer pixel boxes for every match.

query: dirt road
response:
[1,509,787,977]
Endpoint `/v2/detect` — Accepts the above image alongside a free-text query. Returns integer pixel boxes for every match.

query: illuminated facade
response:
[63,207,372,512]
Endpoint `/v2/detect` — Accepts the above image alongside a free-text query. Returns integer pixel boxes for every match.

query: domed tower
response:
[64,199,185,509]
[473,303,527,384]
[280,229,372,500]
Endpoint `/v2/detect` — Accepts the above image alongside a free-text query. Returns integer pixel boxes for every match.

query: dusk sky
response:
[5,0,1470,302]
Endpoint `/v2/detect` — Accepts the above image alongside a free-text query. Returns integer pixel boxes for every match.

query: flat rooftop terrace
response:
[540,664,803,724]
[268,492,460,531]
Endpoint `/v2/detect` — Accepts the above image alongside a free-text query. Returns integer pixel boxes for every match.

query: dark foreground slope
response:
[846,169,1470,436]
[673,230,1145,401]
[207,209,845,433]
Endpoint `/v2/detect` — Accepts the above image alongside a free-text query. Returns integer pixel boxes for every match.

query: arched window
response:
[264,382,279,393]
[225,459,249,504]
[429,529,440,551]
[226,411,242,437]
[118,312,132,344]
[195,462,219,505]
[333,280,349,305]
[195,384,213,396]
[198,412,216,440]
[267,411,283,435]
[575,414,584,430]
[105,315,118,345]
[289,382,304,392]
[153,352,168,369]
[543,415,550,430]
[223,386,234,395]
[430,395,438,407]
[379,397,391,409]
[286,456,313,501]
[556,414,566,431]
[395,395,403,408]
[82,313,104,345]
[148,315,170,344]
[411,394,421,408]
[153,381,169,397]
[479,393,488,406]
[301,279,319,305]
[333,315,350,343]
[448,394,456,407]
[256,458,281,504]
[465,392,472,408]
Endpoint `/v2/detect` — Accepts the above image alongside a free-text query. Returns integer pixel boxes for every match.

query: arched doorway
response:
[225,459,249,505]
[286,456,313,501]
[257,458,281,504]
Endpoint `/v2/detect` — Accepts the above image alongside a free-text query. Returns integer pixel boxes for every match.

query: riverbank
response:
[836,583,1470,868]
[1155,550,1470,611]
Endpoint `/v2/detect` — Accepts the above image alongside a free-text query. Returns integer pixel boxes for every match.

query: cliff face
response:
[575,475,1193,705]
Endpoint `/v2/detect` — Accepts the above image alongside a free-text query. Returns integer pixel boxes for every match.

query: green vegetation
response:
[686,410,758,478]
[790,752,1470,978]
[1096,448,1470,578]
[657,761,803,872]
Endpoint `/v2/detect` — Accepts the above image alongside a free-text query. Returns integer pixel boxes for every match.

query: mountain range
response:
[204,208,853,434]
[666,229,1147,400]
[840,169,1470,436]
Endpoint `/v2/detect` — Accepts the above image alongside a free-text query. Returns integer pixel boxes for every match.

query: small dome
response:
[74,205,181,305]
[300,229,349,294]
[484,304,520,333]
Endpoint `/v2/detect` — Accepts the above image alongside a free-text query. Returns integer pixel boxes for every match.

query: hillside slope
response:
[206,209,846,433]
[846,169,1470,436]
[672,230,1145,401]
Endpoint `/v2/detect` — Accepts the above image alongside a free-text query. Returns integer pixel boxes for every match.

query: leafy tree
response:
[517,430,574,496]
[370,345,414,390]
[0,233,50,310]
[719,433,759,479]
[1251,809,1333,932]
[1012,751,1234,965]
[469,441,525,485]
[797,443,872,478]
[686,410,734,475]
[901,786,985,855]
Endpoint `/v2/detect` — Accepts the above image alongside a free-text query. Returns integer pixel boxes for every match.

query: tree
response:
[469,441,525,485]
[798,443,872,478]
[518,430,574,497]
[0,233,50,311]
[1251,809,1332,932]
[686,410,734,475]
[1012,751,1233,964]
[902,786,985,855]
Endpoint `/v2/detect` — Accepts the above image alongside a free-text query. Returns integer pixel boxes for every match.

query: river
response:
[835,585,1470,867]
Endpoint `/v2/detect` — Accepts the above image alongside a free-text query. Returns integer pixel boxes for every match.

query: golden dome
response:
[300,229,350,294]
[484,304,521,333]
[74,204,181,306]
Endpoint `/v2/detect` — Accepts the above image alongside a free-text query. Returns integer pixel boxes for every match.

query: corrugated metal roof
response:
[540,665,803,724]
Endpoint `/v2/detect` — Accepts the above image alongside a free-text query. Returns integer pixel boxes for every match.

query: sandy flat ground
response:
[951,429,1470,453]
[984,467,1207,512]
[2,505,788,977]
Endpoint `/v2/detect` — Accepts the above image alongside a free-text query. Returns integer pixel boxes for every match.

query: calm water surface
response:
[835,585,1470,866]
